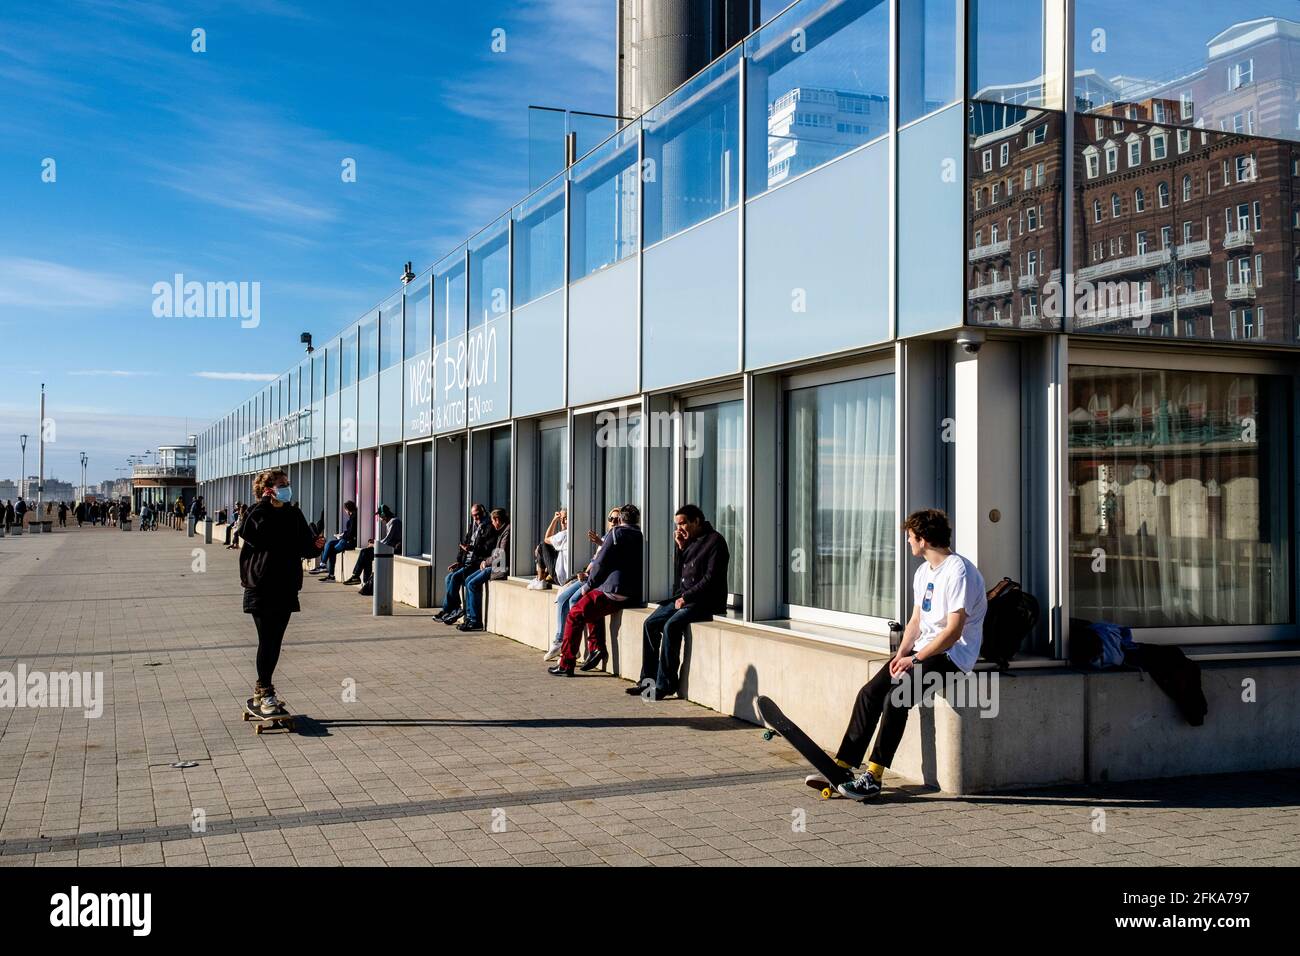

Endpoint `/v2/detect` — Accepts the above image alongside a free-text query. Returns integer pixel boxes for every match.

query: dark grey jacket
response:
[587,525,644,604]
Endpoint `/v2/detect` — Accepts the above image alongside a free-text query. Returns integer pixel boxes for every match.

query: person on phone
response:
[238,469,325,717]
[834,509,986,801]
[630,504,729,701]
[311,500,357,579]
[458,509,510,631]
[433,503,495,625]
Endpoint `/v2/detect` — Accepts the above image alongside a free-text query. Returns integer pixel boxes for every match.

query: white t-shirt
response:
[912,553,987,673]
[547,527,569,583]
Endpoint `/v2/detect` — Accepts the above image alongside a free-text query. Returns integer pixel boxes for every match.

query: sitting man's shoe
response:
[358,582,373,596]
[625,681,652,695]
[526,579,545,591]
[836,770,882,802]
[457,620,484,632]
[318,574,335,583]
[443,609,464,624]
[543,640,563,662]
[579,649,608,672]
[343,575,361,586]
[547,663,575,677]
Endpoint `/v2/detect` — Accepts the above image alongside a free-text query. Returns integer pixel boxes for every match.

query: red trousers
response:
[560,590,621,668]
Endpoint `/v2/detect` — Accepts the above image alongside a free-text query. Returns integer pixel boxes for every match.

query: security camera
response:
[956,330,985,354]
[300,332,314,353]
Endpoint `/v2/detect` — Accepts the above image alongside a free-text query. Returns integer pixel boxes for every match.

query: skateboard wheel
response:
[242,713,250,721]
[821,787,832,800]
[762,730,775,741]
[254,724,263,735]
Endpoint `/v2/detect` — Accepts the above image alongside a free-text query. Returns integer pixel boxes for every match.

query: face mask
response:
[274,486,293,503]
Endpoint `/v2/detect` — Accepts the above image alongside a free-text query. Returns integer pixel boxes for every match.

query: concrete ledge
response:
[479,579,1300,793]
[393,556,431,608]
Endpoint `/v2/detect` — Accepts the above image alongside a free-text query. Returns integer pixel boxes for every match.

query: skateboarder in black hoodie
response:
[239,469,324,717]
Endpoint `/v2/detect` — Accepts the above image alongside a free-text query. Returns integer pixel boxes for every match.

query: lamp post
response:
[19,434,27,500]
[80,452,88,502]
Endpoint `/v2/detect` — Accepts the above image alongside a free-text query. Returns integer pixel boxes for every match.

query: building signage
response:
[240,408,312,458]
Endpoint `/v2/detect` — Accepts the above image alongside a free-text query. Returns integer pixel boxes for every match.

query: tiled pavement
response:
[0,525,1296,867]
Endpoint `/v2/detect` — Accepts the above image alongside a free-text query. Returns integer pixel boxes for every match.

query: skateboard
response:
[756,695,852,799]
[242,697,295,735]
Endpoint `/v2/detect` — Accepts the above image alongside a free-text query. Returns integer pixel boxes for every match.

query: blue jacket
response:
[339,511,356,548]
[587,525,644,604]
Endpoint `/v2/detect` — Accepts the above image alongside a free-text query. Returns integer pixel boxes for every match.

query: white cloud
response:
[194,371,279,382]
[68,369,156,377]
[0,258,139,309]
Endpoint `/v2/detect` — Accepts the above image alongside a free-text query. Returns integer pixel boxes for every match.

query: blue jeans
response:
[320,538,350,574]
[463,567,493,626]
[442,565,473,613]
[554,579,586,644]
[641,601,713,693]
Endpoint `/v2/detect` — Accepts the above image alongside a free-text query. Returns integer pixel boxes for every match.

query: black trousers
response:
[835,653,962,769]
[253,610,292,688]
[534,541,558,579]
[352,547,375,582]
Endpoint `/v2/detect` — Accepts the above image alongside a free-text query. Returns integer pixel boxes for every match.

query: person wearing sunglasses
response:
[433,503,496,625]
[543,509,620,663]
[549,504,643,677]
[237,469,326,717]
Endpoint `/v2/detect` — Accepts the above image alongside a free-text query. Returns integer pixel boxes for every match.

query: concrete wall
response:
[480,579,1300,793]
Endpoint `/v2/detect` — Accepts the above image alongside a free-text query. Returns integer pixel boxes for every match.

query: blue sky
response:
[0,0,613,485]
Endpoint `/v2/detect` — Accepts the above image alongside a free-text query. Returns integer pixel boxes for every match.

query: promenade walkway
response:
[0,525,1295,867]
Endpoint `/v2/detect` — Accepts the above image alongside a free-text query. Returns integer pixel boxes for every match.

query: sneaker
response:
[258,693,284,716]
[526,579,545,591]
[441,608,464,625]
[343,576,361,586]
[543,639,563,662]
[836,770,882,802]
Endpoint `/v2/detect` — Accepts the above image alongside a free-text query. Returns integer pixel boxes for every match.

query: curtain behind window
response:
[685,400,744,597]
[785,375,895,617]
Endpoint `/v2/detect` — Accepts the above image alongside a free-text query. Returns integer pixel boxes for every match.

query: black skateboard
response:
[756,695,852,799]
[242,697,295,735]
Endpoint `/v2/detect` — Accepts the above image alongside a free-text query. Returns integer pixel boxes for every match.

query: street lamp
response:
[79,451,87,502]
[18,434,27,500]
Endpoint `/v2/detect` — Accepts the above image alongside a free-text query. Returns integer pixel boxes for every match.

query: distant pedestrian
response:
[57,502,67,527]
[238,470,324,717]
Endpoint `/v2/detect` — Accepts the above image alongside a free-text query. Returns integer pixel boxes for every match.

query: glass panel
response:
[600,410,642,519]
[538,425,568,544]
[643,48,740,246]
[436,251,467,345]
[380,295,402,370]
[967,104,1065,330]
[528,106,567,190]
[684,400,744,597]
[785,374,895,616]
[1068,365,1291,627]
[340,329,357,388]
[404,276,431,360]
[313,350,325,401]
[898,0,962,124]
[469,217,510,330]
[326,341,340,394]
[570,111,621,163]
[898,104,965,335]
[968,0,1062,109]
[1071,113,1296,343]
[569,122,640,279]
[489,426,511,510]
[1074,1,1300,143]
[358,315,378,380]
[745,0,890,197]
[512,179,565,306]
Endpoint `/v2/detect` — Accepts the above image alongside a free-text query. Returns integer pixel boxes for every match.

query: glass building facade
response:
[197,0,1300,658]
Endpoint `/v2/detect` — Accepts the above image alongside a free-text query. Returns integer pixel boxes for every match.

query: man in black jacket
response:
[549,504,644,677]
[631,504,730,700]
[434,503,495,624]
[311,500,357,578]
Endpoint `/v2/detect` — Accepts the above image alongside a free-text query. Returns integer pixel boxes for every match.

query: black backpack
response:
[980,577,1040,670]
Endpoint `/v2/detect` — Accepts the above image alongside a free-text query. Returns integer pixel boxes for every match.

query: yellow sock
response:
[867,761,886,780]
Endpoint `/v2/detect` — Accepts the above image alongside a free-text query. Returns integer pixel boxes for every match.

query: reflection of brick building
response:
[1073,106,1299,342]
[966,107,1065,329]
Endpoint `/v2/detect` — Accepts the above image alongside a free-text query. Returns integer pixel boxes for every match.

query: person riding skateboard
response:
[238,469,325,717]
[834,509,986,801]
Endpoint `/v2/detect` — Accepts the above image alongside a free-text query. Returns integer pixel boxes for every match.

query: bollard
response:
[187,515,196,537]
[0,524,5,538]
[203,517,213,544]
[372,540,393,616]
[30,519,42,535]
